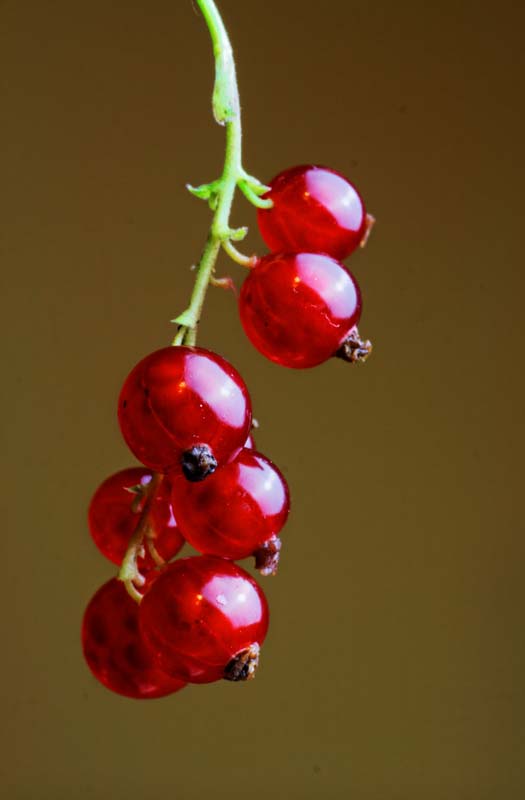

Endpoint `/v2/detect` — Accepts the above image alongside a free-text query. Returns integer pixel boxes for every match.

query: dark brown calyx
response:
[336,327,372,364]
[254,535,282,576]
[224,643,260,682]
[181,445,218,482]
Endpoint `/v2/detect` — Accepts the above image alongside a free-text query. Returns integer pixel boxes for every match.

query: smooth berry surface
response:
[139,556,269,684]
[118,346,252,473]
[257,165,367,260]
[170,449,289,561]
[240,252,362,368]
[82,578,186,699]
[88,468,184,569]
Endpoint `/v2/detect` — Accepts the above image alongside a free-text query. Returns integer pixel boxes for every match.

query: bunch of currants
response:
[82,165,372,699]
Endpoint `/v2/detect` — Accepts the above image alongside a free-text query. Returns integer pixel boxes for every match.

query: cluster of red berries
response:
[242,165,372,367]
[82,165,371,699]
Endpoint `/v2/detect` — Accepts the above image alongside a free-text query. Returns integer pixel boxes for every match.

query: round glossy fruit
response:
[239,252,362,368]
[170,449,289,571]
[82,578,186,699]
[118,346,252,479]
[257,165,367,260]
[88,469,184,569]
[139,556,269,684]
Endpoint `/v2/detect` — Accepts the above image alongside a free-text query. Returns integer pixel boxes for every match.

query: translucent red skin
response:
[257,165,367,261]
[118,346,252,473]
[81,578,186,699]
[139,556,269,684]
[169,449,290,561]
[239,252,362,368]
[88,468,184,569]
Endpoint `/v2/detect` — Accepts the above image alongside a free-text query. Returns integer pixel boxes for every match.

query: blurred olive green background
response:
[2,0,524,797]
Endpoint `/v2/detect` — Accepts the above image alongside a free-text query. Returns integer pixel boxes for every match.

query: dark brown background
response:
[2,0,524,797]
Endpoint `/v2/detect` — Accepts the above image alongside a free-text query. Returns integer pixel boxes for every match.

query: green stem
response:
[172,0,270,347]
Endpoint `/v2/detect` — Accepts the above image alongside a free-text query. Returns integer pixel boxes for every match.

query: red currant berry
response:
[139,556,269,684]
[118,346,252,479]
[239,252,362,368]
[81,578,186,699]
[170,449,289,573]
[88,469,184,569]
[257,165,367,260]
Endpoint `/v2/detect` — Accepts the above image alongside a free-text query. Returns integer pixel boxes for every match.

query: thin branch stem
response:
[171,0,269,346]
[118,472,163,602]
[222,239,256,268]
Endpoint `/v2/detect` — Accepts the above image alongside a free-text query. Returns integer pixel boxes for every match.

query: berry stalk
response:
[172,0,271,348]
[119,471,165,602]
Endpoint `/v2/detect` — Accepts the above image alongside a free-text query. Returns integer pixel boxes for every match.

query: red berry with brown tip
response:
[118,346,252,480]
[170,449,289,573]
[81,578,186,699]
[139,556,269,684]
[239,252,362,368]
[257,165,367,260]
